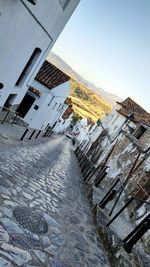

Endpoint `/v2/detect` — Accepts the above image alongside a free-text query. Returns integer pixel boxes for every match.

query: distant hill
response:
[47,52,121,105]
[70,80,112,122]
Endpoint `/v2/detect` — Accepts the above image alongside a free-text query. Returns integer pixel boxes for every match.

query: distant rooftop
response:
[35,60,70,90]
[62,105,73,120]
[117,97,150,125]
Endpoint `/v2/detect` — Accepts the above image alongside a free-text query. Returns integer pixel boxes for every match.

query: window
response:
[45,123,50,131]
[27,0,37,5]
[3,94,17,110]
[48,95,55,106]
[15,48,41,87]
[57,103,62,111]
[52,102,57,110]
[34,105,39,110]
[134,125,147,140]
[59,0,71,9]
[0,83,4,89]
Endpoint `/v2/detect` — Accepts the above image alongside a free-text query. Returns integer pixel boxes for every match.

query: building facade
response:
[77,98,150,204]
[75,97,150,253]
[53,98,74,133]
[16,60,72,130]
[0,0,80,110]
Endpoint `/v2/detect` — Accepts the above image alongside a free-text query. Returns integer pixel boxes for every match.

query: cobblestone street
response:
[0,136,109,267]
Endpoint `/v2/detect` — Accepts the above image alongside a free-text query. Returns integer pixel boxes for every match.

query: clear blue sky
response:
[52,0,150,111]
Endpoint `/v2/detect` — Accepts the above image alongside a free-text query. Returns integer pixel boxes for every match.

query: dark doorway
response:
[3,94,17,110]
[17,93,35,118]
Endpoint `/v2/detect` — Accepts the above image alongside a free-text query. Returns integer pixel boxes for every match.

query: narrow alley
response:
[0,136,109,267]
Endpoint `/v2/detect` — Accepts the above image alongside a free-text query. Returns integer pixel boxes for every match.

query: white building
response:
[54,113,73,133]
[77,97,147,166]
[16,60,72,130]
[73,118,94,143]
[53,98,74,133]
[0,0,80,110]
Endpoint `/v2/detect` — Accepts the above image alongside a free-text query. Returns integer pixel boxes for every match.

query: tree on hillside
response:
[72,113,82,125]
[97,118,101,126]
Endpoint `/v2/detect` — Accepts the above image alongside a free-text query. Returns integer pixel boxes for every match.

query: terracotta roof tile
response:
[35,60,70,90]
[62,106,73,120]
[117,97,150,125]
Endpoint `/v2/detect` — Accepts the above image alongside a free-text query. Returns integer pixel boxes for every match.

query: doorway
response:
[17,93,35,118]
[3,94,17,110]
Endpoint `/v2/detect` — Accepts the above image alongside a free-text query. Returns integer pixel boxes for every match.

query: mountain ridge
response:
[47,52,121,105]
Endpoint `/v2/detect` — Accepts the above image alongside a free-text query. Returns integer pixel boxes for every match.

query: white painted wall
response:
[73,119,92,142]
[23,80,70,129]
[101,108,126,137]
[54,113,73,133]
[89,124,103,144]
[22,0,81,41]
[75,108,125,146]
[76,103,137,167]
[0,0,80,107]
[88,106,127,147]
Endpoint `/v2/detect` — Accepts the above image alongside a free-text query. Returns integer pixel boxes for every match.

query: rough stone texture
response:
[1,243,32,266]
[0,258,13,267]
[0,225,9,244]
[0,136,109,266]
[86,183,150,267]
[13,206,48,234]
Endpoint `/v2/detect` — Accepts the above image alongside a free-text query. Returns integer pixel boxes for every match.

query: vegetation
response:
[70,80,112,122]
[71,113,82,125]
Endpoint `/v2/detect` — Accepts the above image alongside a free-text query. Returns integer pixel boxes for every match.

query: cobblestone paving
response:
[0,136,109,267]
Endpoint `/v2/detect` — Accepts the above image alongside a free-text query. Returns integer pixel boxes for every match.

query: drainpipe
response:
[48,94,55,106]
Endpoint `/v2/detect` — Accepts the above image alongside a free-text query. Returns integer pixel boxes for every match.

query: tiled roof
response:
[35,60,70,90]
[62,106,73,120]
[64,97,72,105]
[117,97,150,125]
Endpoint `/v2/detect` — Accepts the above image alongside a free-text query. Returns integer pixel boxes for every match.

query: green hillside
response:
[70,80,112,122]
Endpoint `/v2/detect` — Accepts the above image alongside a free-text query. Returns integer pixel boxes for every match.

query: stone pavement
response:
[0,136,109,267]
[0,123,25,141]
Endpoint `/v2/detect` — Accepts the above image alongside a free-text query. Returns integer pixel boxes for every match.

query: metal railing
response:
[75,142,150,254]
[0,107,55,142]
[0,107,28,127]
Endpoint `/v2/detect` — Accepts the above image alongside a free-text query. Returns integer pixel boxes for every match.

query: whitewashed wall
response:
[0,0,80,107]
[24,80,70,130]
[101,106,126,137]
[73,119,91,142]
[54,114,73,133]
